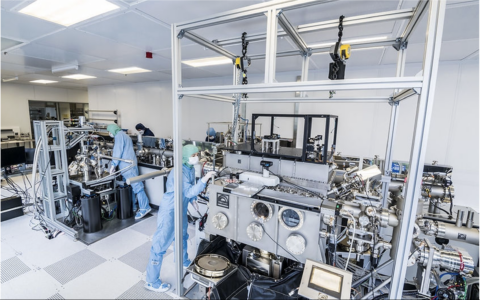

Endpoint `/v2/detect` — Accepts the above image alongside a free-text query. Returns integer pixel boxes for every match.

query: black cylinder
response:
[117,185,133,220]
[81,195,102,233]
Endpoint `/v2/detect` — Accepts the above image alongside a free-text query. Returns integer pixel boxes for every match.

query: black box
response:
[67,184,81,206]
[1,196,23,222]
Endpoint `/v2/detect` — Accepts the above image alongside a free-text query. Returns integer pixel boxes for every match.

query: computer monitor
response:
[1,146,26,168]
[25,148,35,164]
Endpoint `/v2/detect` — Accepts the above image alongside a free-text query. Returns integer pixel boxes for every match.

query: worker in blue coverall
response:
[107,124,152,220]
[144,144,216,292]
[135,123,155,137]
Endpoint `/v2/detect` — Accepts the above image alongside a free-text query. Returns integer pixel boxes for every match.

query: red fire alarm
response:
[146,52,153,59]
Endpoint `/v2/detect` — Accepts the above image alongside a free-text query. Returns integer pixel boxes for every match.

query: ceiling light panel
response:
[19,0,120,27]
[78,11,170,51]
[183,57,233,67]
[62,74,96,80]
[30,80,58,84]
[108,67,152,74]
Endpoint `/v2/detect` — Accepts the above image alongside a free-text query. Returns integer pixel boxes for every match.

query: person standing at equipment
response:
[107,124,152,220]
[205,127,216,142]
[144,144,216,292]
[135,123,155,137]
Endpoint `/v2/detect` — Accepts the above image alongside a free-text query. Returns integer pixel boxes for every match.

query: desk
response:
[1,140,35,149]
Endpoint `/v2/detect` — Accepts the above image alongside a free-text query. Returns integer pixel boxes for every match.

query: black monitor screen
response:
[1,146,26,167]
[25,148,35,164]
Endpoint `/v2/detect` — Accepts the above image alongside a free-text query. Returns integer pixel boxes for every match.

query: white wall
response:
[1,83,88,136]
[88,78,234,140]
[87,59,479,209]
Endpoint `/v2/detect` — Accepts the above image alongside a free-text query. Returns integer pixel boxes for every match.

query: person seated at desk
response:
[135,123,155,137]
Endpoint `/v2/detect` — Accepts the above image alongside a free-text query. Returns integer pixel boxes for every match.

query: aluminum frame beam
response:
[177,77,423,95]
[214,8,414,47]
[176,0,336,31]
[401,0,430,42]
[180,30,237,60]
[185,94,235,103]
[240,97,390,103]
[171,23,184,296]
[392,87,420,102]
[277,10,309,54]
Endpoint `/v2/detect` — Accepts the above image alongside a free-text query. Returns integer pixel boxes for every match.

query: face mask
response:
[109,132,114,138]
[138,130,144,135]
[188,156,199,165]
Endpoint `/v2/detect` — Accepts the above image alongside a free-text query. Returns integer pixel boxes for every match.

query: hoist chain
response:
[241,32,250,97]
[329,15,344,98]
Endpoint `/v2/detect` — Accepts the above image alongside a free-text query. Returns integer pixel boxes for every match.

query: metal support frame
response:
[389,0,446,298]
[170,0,444,297]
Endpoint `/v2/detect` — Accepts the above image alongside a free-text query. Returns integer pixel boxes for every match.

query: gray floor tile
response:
[44,249,106,285]
[117,280,173,299]
[1,256,31,284]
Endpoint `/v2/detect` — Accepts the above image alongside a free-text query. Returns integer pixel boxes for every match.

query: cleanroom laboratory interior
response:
[0,0,479,299]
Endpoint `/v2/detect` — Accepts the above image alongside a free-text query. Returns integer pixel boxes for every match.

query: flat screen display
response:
[1,146,26,167]
[308,266,343,298]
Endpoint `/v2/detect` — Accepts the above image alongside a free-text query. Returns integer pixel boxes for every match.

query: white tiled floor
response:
[1,210,197,299]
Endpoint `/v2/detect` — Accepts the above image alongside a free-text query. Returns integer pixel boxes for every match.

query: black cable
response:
[448,187,453,220]
[433,202,451,216]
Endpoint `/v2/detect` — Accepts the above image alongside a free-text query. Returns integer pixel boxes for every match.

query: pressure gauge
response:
[251,201,273,223]
[286,234,306,255]
[279,207,304,231]
[246,222,264,241]
[212,213,228,230]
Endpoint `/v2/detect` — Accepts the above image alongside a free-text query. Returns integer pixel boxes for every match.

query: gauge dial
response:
[251,201,273,223]
[212,213,228,230]
[286,234,306,255]
[279,207,304,231]
[246,222,264,241]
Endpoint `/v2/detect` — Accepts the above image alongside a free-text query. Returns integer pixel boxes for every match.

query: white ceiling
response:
[1,0,478,90]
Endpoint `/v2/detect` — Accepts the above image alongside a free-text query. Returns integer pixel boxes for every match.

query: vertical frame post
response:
[381,48,407,205]
[324,116,330,165]
[171,23,184,296]
[389,0,446,298]
[293,55,310,147]
[264,8,278,84]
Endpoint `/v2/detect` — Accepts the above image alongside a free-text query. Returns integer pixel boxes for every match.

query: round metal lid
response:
[194,254,231,277]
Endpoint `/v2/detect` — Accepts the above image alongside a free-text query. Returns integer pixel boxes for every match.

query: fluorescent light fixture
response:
[108,67,152,74]
[183,56,232,67]
[30,80,58,84]
[309,36,388,48]
[2,77,18,82]
[62,74,96,80]
[19,0,119,27]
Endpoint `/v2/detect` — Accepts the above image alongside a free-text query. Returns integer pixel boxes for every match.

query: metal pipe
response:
[126,168,172,185]
[456,209,464,227]
[361,278,391,300]
[101,142,174,157]
[466,210,474,228]
[352,259,393,288]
